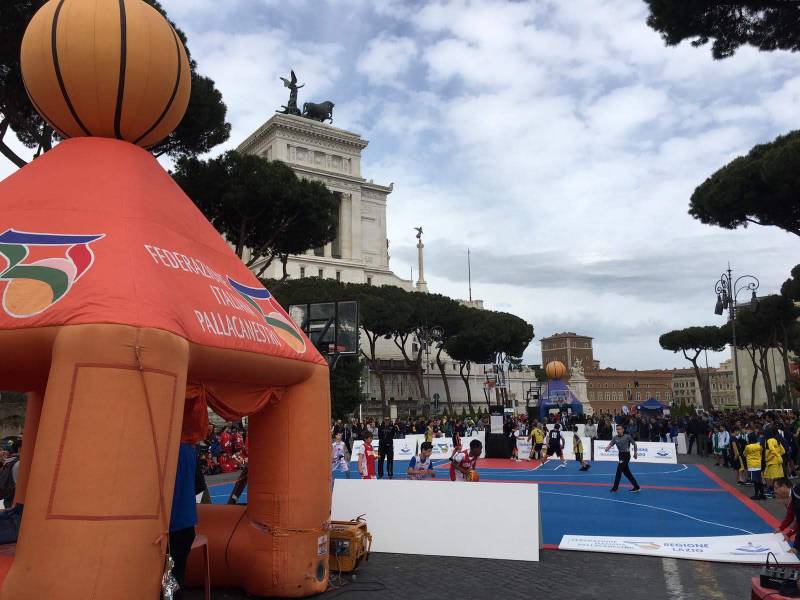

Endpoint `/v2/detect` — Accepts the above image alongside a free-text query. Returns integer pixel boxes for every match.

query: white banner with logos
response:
[459,432,486,458]
[559,533,799,564]
[593,440,677,464]
[393,438,417,460]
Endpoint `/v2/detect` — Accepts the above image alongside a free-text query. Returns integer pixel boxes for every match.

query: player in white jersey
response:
[332,432,350,479]
[407,441,436,480]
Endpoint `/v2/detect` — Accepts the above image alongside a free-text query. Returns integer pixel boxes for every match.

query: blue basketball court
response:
[209,458,778,547]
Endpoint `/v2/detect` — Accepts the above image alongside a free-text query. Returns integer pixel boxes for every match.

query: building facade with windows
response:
[238,113,413,290]
[586,369,673,414]
[541,332,597,371]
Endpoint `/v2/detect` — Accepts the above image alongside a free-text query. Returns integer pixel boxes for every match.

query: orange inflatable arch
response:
[0,1,332,598]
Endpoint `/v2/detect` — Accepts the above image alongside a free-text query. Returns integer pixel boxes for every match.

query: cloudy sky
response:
[3,0,798,369]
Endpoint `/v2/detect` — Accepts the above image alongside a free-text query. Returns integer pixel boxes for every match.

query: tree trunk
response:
[361,332,388,418]
[0,119,27,169]
[758,349,775,407]
[459,362,474,415]
[683,350,712,411]
[779,323,795,407]
[436,347,454,416]
[745,346,759,410]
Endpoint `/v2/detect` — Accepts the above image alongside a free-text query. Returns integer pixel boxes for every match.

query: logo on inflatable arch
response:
[227,276,307,353]
[0,229,104,318]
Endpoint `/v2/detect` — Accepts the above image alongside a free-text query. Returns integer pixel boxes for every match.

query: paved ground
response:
[187,453,783,600]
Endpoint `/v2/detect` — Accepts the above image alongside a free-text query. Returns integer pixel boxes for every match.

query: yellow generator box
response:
[329,518,372,573]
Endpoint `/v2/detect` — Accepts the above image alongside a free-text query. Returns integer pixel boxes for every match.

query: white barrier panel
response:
[559,533,799,564]
[333,479,540,561]
[429,437,454,459]
[393,438,417,460]
[592,441,677,464]
[677,433,688,454]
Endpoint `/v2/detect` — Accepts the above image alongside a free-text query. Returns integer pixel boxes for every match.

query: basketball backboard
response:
[288,300,359,366]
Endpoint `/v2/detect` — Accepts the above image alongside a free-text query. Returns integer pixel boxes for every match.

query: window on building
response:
[318,268,324,278]
[605,392,610,401]
[299,266,305,278]
[336,270,341,282]
[367,277,372,285]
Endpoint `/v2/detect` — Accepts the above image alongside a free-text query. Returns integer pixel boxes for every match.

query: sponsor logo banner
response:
[593,441,677,464]
[559,533,799,564]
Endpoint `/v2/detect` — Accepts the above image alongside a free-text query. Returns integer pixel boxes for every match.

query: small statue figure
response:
[571,358,584,377]
[414,226,423,240]
[278,70,303,116]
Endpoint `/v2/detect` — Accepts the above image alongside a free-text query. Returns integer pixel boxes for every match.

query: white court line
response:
[540,490,754,535]
[474,464,690,478]
[662,558,686,600]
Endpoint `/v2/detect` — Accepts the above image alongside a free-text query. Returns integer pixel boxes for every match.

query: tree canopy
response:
[172,151,339,278]
[782,264,800,301]
[644,1,800,59]
[688,130,800,238]
[0,0,230,167]
[659,325,729,409]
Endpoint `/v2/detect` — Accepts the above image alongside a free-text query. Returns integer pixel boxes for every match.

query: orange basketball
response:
[467,469,480,482]
[21,0,191,147]
[545,361,568,380]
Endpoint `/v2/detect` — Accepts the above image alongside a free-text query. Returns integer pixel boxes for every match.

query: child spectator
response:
[573,426,591,471]
[764,429,786,499]
[332,432,350,480]
[745,433,766,500]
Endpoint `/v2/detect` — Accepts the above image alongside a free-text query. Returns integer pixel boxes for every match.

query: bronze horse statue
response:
[302,101,334,123]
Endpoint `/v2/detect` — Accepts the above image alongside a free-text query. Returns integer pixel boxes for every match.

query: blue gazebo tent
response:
[637,397,666,414]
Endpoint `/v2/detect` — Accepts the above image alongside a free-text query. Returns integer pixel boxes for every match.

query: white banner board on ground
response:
[559,533,799,564]
[547,424,585,437]
[333,479,540,561]
[393,438,417,459]
[459,432,486,458]
[593,441,677,464]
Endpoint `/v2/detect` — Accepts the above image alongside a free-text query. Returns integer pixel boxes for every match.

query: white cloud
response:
[356,35,417,86]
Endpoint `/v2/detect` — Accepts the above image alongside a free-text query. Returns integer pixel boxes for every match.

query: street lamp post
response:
[714,265,759,408]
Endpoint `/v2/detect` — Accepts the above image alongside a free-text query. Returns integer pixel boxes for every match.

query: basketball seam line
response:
[134,26,182,145]
[113,0,127,139]
[52,0,91,136]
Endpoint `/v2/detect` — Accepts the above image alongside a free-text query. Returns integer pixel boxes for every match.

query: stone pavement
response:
[188,453,780,600]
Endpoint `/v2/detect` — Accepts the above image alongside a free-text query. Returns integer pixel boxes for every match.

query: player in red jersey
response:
[358,433,377,479]
[451,439,482,481]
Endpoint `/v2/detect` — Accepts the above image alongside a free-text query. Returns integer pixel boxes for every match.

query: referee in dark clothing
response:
[606,424,641,493]
[377,417,396,479]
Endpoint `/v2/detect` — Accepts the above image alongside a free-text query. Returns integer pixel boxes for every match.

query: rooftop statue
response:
[278,70,304,116]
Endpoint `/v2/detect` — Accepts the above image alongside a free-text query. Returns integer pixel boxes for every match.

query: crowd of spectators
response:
[200,425,248,475]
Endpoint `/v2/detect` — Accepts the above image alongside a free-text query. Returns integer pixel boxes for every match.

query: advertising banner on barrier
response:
[592,441,677,464]
[677,433,687,454]
[460,432,486,457]
[559,533,800,564]
[393,438,417,460]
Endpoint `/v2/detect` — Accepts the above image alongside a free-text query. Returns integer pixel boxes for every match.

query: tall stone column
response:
[416,230,428,292]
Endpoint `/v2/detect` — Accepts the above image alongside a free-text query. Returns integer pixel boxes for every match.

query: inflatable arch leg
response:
[189,363,331,598]
[1,324,188,600]
[14,390,43,506]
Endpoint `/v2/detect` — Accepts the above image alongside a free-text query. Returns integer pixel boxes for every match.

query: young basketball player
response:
[573,426,590,471]
[527,421,545,464]
[545,424,566,468]
[332,432,350,480]
[407,441,436,480]
[451,439,482,481]
[358,433,377,480]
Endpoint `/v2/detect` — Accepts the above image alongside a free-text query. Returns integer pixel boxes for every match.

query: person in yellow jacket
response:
[744,433,765,501]
[527,422,545,464]
[764,430,786,498]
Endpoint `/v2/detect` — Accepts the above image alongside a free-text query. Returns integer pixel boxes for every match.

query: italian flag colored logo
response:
[0,229,104,318]
[227,277,306,353]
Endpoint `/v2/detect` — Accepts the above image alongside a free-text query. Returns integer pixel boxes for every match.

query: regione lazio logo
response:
[0,229,104,318]
[227,276,306,353]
